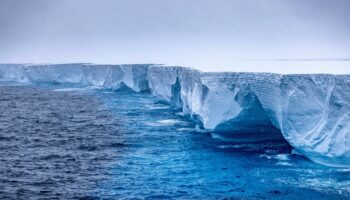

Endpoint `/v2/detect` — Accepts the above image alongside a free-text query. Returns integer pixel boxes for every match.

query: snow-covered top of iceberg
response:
[8,60,350,74]
[161,60,350,74]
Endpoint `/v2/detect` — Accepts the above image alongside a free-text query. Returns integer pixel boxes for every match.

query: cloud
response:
[0,0,349,72]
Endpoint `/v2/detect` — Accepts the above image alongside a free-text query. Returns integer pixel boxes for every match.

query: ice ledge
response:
[166,60,350,74]
[1,63,349,168]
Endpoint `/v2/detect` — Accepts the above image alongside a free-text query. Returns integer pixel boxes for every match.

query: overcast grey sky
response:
[0,0,350,72]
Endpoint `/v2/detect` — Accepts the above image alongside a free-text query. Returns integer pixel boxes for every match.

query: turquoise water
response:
[0,84,349,199]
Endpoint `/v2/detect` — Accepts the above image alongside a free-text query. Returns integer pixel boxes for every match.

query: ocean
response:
[0,84,349,199]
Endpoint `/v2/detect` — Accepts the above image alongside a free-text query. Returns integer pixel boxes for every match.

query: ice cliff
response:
[0,64,149,92]
[0,63,349,168]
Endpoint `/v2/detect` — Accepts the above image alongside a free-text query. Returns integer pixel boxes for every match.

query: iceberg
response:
[0,63,349,168]
[0,64,150,92]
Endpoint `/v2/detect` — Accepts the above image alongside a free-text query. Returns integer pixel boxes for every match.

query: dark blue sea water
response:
[0,84,349,199]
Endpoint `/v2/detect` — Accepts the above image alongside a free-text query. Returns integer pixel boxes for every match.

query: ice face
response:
[279,75,350,167]
[0,64,150,92]
[0,64,30,83]
[148,66,350,167]
[26,64,87,84]
[82,65,110,86]
[0,63,349,168]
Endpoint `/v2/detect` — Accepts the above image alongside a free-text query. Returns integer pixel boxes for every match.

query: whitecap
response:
[175,112,185,116]
[53,87,89,92]
[176,127,195,132]
[145,119,190,127]
[144,104,170,110]
[275,154,290,161]
[276,162,293,166]
[259,154,273,160]
[260,153,292,166]
[157,119,189,126]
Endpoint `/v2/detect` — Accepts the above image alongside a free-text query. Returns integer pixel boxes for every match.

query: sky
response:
[0,0,350,73]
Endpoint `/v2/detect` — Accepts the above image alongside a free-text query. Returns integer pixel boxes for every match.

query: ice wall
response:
[0,64,150,92]
[148,66,350,168]
[0,63,349,168]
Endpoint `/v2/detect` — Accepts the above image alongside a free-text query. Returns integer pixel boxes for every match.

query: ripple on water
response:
[0,85,349,200]
[0,86,124,199]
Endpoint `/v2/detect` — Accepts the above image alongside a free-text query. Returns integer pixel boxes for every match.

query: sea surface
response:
[0,84,349,200]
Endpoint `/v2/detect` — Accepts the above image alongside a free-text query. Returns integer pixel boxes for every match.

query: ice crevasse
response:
[0,63,349,168]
